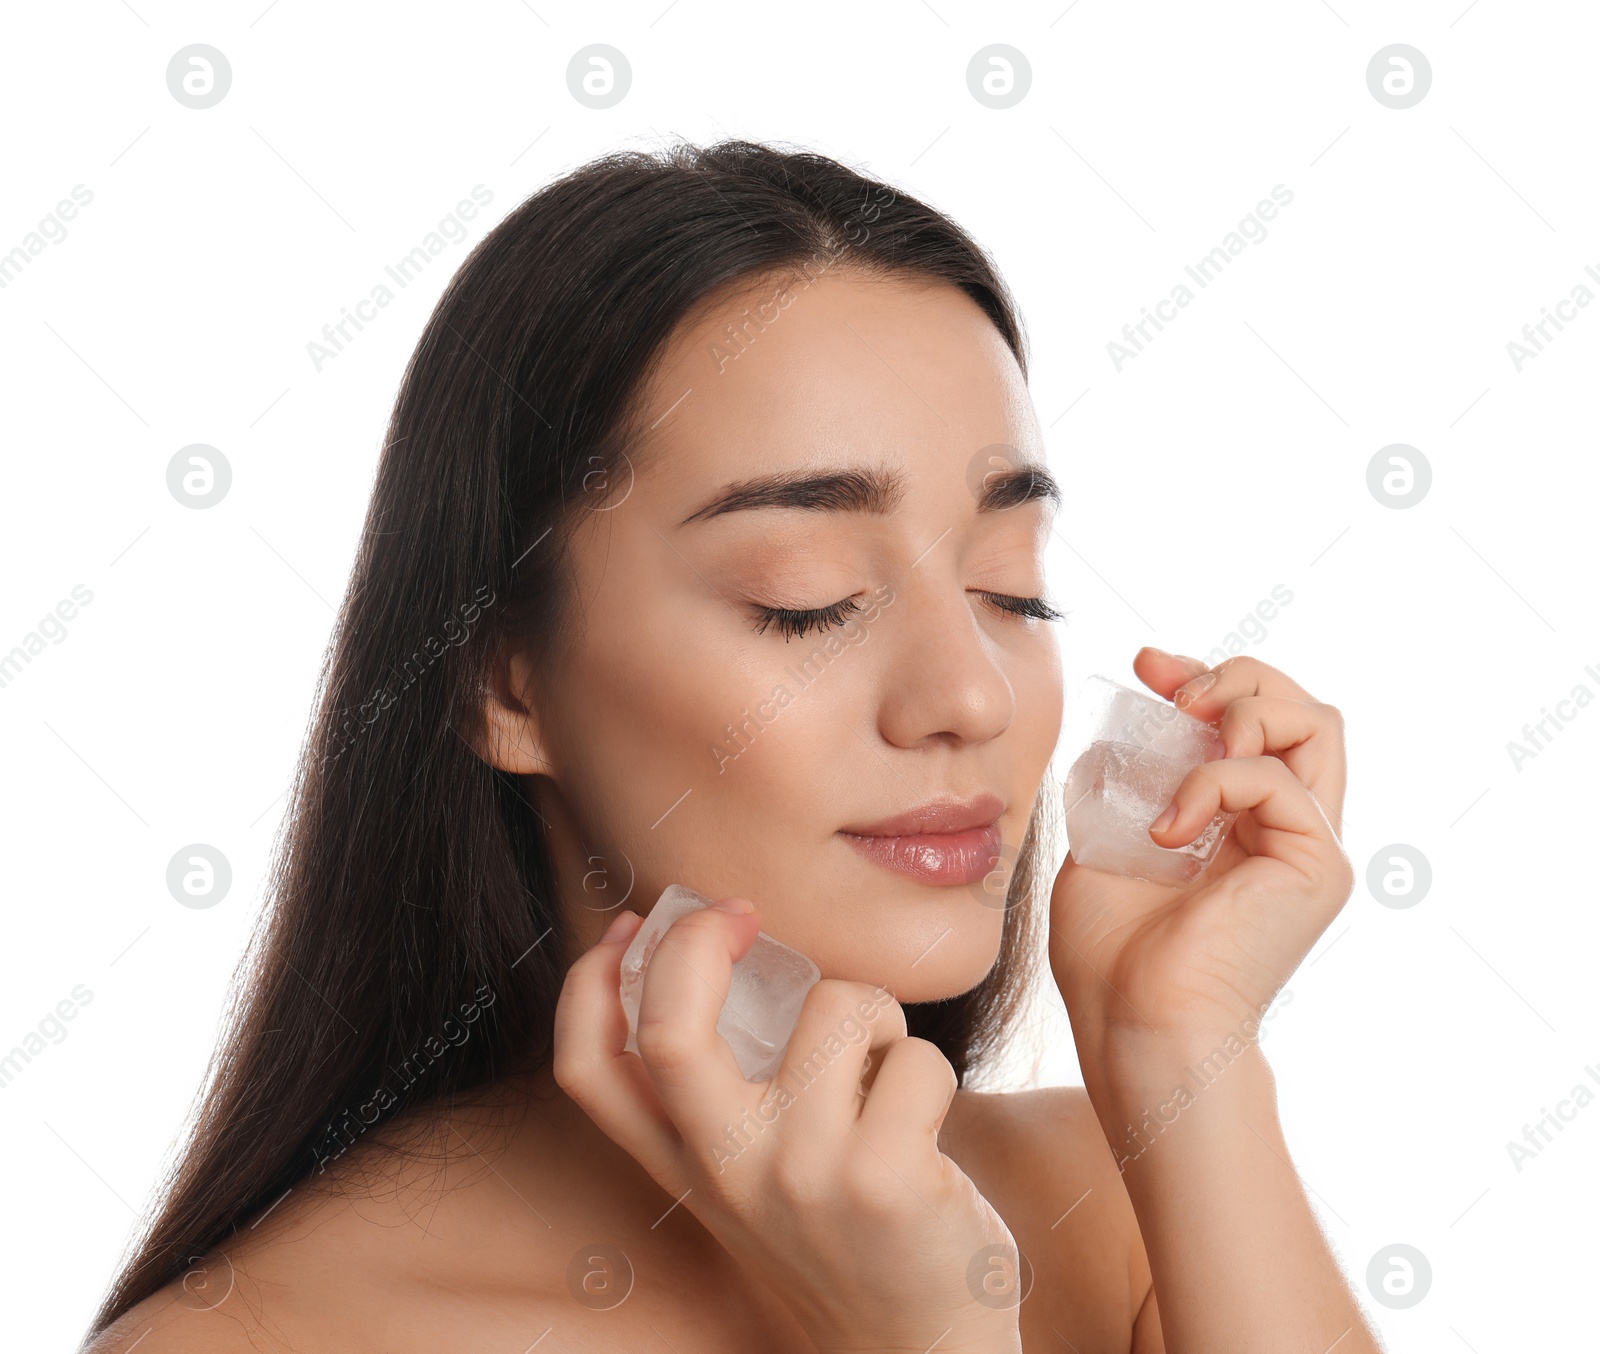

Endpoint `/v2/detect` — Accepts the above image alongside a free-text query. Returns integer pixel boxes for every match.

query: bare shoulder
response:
[76,1113,599,1354]
[944,1085,1149,1348]
[81,1280,272,1354]
[78,1214,377,1354]
[77,1172,408,1354]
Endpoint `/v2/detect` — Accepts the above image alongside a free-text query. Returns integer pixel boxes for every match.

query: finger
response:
[551,909,684,1181]
[633,903,766,1142]
[1217,695,1347,834]
[852,1035,957,1175]
[1217,694,1331,759]
[1170,653,1317,719]
[766,981,907,1144]
[1149,754,1339,871]
[1132,646,1210,699]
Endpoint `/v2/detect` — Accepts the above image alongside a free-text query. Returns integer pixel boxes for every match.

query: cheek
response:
[559,624,742,806]
[1020,634,1065,764]
[686,632,870,837]
[990,616,1062,761]
[549,595,853,894]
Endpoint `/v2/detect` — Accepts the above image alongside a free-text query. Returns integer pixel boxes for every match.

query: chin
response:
[887,949,1001,1005]
[808,908,1004,1006]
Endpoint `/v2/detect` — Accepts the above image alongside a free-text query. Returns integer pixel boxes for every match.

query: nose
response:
[873,569,1016,750]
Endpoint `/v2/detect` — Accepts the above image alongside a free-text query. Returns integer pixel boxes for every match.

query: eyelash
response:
[751,592,1065,640]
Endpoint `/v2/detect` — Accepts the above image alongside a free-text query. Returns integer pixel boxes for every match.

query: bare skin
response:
[88,269,1377,1353]
[88,1077,1142,1352]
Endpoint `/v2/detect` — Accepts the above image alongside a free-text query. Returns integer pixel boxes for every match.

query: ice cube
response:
[1058,675,1235,886]
[1077,674,1223,765]
[1062,738,1235,888]
[620,884,822,1082]
[1063,740,1233,885]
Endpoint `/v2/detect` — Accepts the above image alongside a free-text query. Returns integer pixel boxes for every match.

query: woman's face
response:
[497,269,1063,1002]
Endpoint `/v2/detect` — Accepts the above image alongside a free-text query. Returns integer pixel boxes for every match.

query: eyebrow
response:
[678,462,1061,526]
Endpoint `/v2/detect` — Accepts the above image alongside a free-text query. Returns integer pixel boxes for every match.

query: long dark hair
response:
[87,138,1052,1338]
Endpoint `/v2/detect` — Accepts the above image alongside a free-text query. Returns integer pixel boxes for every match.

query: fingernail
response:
[1149,802,1178,835]
[1143,646,1205,676]
[601,910,639,941]
[1174,670,1217,709]
[712,896,754,914]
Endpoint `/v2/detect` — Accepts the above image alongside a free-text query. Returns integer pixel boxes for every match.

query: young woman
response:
[84,140,1373,1353]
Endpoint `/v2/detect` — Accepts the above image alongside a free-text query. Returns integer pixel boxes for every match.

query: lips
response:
[839,793,1005,838]
[838,793,1005,887]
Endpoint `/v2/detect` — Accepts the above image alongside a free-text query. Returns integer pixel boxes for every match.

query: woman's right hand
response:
[552,896,1024,1354]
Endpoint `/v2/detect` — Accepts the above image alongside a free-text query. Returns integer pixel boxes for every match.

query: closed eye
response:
[750,590,1064,640]
[751,596,864,640]
[975,591,1066,623]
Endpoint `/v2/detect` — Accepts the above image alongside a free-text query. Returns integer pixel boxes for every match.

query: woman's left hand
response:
[1048,647,1355,1051]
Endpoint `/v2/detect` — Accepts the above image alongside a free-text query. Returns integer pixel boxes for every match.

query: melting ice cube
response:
[1061,676,1235,886]
[1077,674,1223,765]
[620,884,822,1082]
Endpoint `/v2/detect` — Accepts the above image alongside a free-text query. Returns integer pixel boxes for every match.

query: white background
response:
[2,2,1595,1349]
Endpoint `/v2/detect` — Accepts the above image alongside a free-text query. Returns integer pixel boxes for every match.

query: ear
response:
[474,643,554,776]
